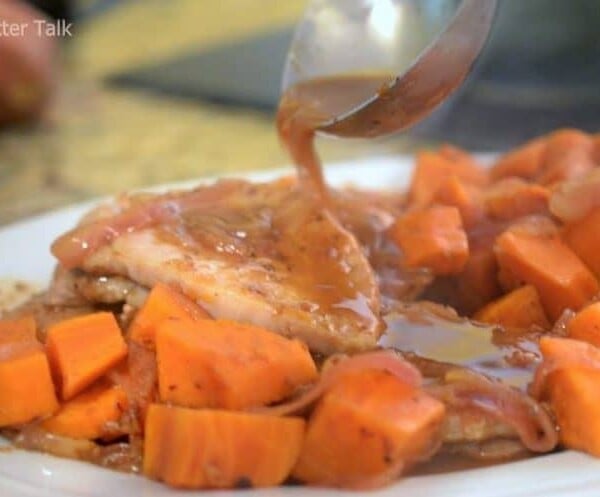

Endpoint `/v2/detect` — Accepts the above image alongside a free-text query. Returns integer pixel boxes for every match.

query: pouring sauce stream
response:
[276,74,393,201]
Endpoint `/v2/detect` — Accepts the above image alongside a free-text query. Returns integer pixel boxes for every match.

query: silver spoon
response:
[282,0,497,138]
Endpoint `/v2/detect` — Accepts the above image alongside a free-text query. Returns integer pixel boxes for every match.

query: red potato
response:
[0,1,57,125]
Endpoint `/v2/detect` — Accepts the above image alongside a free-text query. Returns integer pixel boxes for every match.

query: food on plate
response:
[155,319,318,409]
[143,406,306,489]
[50,180,383,354]
[2,126,600,490]
[291,367,445,488]
[46,312,128,400]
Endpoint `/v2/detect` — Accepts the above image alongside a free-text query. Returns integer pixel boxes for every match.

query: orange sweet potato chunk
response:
[409,149,488,209]
[0,315,40,360]
[41,380,128,439]
[538,337,600,456]
[46,312,128,400]
[128,283,211,348]
[490,137,547,181]
[156,319,318,409]
[292,369,445,488]
[389,206,469,276]
[495,229,598,321]
[0,350,58,426]
[474,285,550,330]
[455,247,502,315]
[433,176,484,228]
[563,207,600,278]
[536,129,595,186]
[566,302,600,348]
[143,405,305,489]
[484,178,550,221]
[0,315,37,343]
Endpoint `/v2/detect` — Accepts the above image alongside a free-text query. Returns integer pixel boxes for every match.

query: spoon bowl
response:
[282,0,497,138]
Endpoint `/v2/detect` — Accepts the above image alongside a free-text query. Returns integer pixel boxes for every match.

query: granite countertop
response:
[0,0,419,225]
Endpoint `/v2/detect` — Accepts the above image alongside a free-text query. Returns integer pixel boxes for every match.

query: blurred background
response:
[0,0,599,225]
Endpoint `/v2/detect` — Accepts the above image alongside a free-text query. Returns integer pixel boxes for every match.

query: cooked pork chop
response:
[51,179,383,353]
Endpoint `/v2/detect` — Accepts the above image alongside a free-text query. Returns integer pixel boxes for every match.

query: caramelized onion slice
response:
[10,426,141,472]
[253,350,421,417]
[427,369,557,453]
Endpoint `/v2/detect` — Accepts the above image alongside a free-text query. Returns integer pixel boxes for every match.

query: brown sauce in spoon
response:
[276,74,393,200]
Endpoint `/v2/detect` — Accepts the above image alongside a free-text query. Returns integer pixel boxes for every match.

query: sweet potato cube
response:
[0,315,37,343]
[41,381,128,439]
[433,176,484,227]
[455,247,502,315]
[46,312,128,400]
[564,207,600,279]
[474,285,550,330]
[484,178,550,221]
[409,150,488,209]
[128,282,211,348]
[389,206,469,275]
[0,350,58,426]
[495,229,598,321]
[490,137,546,181]
[143,405,305,489]
[156,319,318,409]
[292,369,445,487]
[566,302,600,348]
[548,368,600,456]
[536,129,595,185]
[539,337,600,456]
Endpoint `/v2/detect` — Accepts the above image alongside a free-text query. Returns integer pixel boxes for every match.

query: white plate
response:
[1,157,599,497]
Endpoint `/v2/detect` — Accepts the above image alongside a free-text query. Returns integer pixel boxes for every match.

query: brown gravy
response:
[380,308,539,390]
[276,74,392,200]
